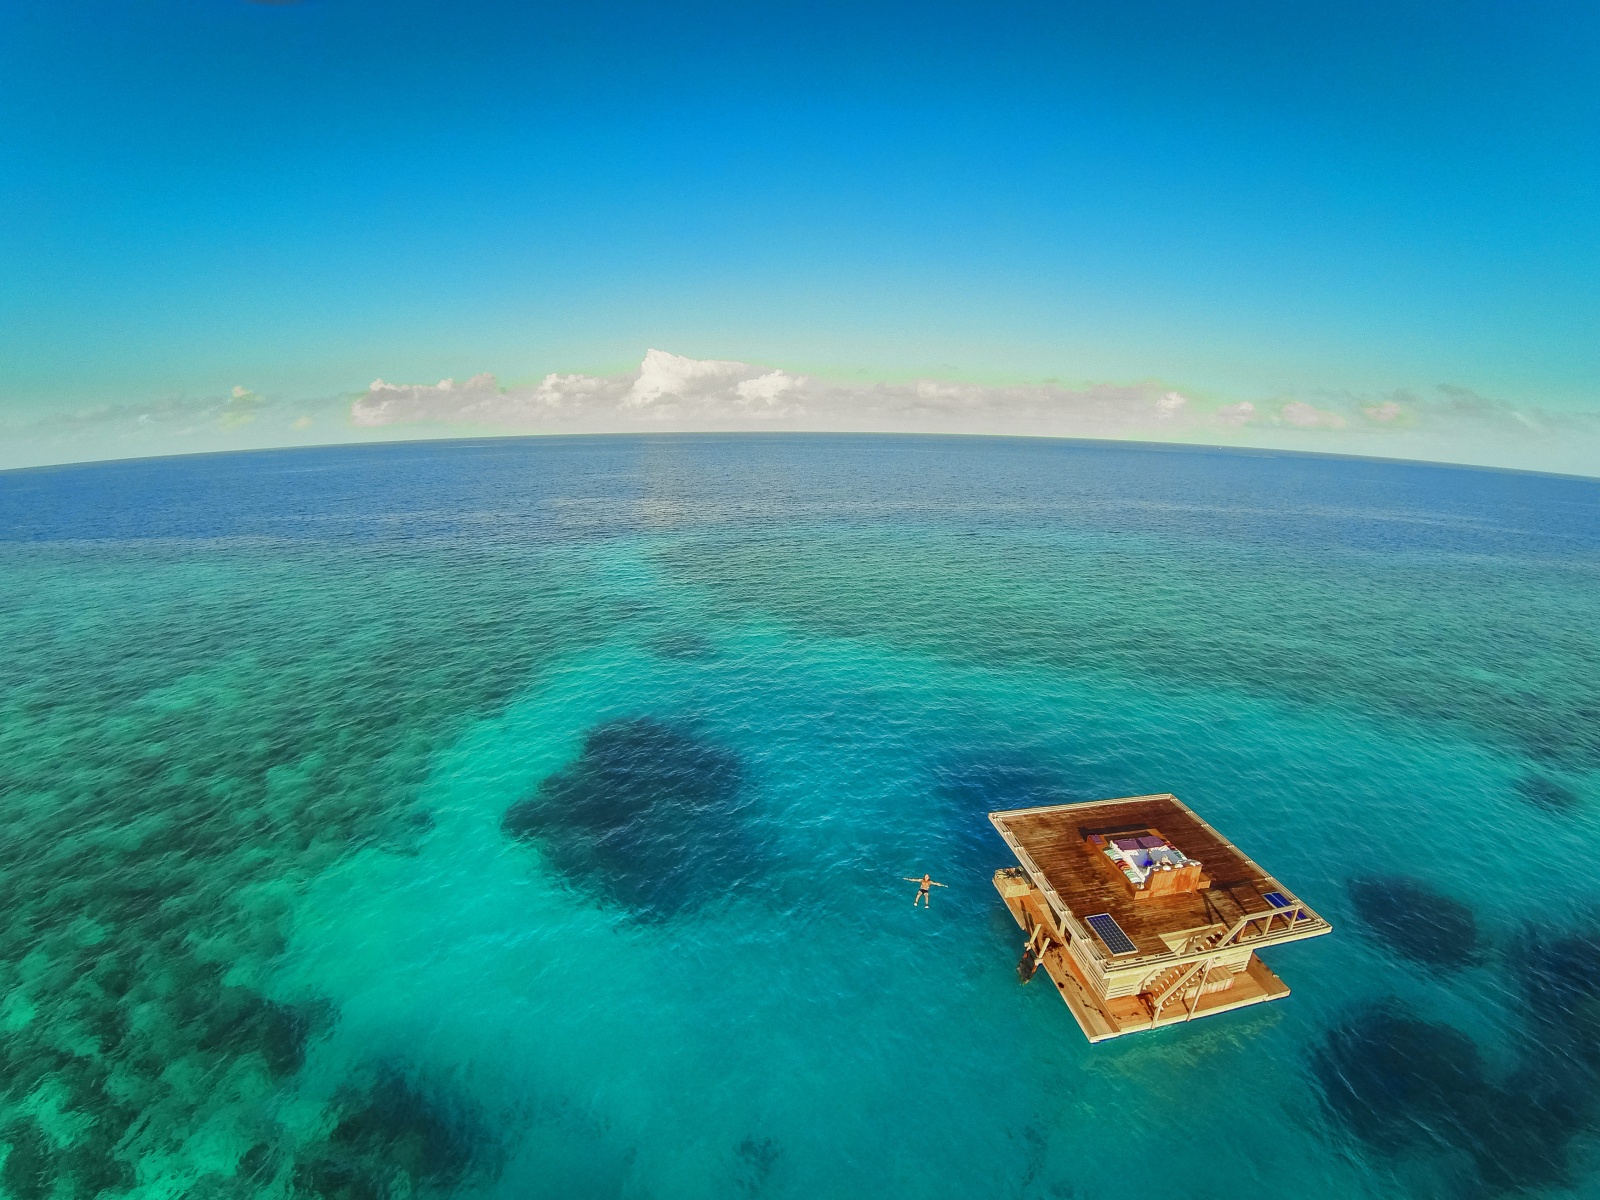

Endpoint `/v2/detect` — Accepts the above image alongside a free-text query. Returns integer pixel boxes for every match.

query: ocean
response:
[1,433,1597,1200]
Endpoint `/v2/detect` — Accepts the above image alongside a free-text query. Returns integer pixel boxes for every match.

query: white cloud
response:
[349,349,1207,439]
[338,352,1600,479]
[352,373,503,427]
[535,371,616,411]
[1214,400,1256,427]
[735,370,805,414]
[625,348,748,410]
[221,385,266,429]
[0,384,363,471]
[1280,400,1347,429]
[8,350,1592,475]
[350,351,813,427]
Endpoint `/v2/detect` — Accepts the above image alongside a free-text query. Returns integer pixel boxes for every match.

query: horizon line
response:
[5,428,1597,485]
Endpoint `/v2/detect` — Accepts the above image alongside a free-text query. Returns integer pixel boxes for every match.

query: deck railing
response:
[1145,957,1210,1018]
[1216,903,1308,945]
[993,819,1330,973]
[994,828,1098,953]
[1133,901,1327,974]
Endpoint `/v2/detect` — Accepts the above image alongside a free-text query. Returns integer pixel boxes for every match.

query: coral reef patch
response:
[1315,921,1600,1194]
[1514,773,1581,812]
[1346,875,1479,969]
[291,1068,499,1200]
[0,543,585,1197]
[733,1135,781,1195]
[502,717,755,918]
[1312,1003,1490,1158]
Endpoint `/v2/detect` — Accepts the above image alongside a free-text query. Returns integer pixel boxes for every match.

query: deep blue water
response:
[1,434,1598,1199]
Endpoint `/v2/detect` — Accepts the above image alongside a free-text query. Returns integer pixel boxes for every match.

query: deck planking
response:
[995,794,1312,959]
[990,793,1328,1042]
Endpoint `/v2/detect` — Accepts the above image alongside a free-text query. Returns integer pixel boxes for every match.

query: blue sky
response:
[2,0,1597,472]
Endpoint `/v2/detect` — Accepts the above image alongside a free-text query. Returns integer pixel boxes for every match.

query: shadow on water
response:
[502,716,758,919]
[1346,875,1480,970]
[1313,918,1600,1194]
[1514,773,1582,813]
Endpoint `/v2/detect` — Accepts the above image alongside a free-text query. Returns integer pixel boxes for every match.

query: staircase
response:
[1141,926,1233,1018]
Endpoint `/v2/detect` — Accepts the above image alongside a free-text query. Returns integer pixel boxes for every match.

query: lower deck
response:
[994,869,1290,1042]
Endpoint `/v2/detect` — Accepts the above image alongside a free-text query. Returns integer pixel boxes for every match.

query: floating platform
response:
[991,794,1331,1042]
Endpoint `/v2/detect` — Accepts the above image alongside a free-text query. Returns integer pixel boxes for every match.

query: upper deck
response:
[990,793,1330,967]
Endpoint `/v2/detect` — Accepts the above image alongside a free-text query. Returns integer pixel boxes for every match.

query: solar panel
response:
[1263,891,1309,921]
[1085,913,1138,956]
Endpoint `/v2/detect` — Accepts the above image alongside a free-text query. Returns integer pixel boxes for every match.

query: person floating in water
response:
[905,873,947,908]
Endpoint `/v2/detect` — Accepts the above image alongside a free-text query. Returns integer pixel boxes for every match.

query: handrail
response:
[1149,901,1327,966]
[1185,959,1216,1021]
[997,830,1102,962]
[1103,901,1330,974]
[1215,903,1315,945]
[1146,957,1209,1017]
[992,816,1330,971]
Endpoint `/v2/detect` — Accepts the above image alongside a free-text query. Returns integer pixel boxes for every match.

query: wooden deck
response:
[992,793,1327,962]
[995,869,1292,1041]
[990,794,1330,1042]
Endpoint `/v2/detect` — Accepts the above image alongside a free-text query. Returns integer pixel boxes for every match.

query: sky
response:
[1,0,1598,474]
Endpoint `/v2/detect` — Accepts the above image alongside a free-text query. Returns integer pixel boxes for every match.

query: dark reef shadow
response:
[502,716,759,919]
[1508,921,1600,1179]
[733,1135,781,1195]
[1510,715,1600,774]
[1514,773,1582,813]
[196,989,335,1079]
[1312,1001,1490,1159]
[1346,875,1480,970]
[1312,914,1600,1195]
[291,1066,500,1199]
[0,976,337,1200]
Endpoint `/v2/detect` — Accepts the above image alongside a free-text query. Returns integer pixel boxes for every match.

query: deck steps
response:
[988,793,1330,1042]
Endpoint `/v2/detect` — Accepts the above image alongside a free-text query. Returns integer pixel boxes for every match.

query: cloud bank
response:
[0,387,349,472]
[353,348,1208,439]
[349,349,1600,477]
[3,350,1595,476]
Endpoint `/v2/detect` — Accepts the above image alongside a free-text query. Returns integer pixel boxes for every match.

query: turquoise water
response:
[1,434,1598,1199]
